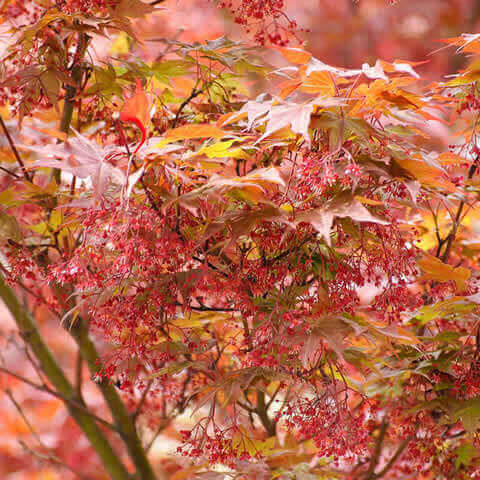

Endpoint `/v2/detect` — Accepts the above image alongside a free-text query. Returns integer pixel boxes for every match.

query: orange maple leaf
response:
[119,78,150,153]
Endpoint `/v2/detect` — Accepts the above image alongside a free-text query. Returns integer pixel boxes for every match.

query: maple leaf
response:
[418,255,470,291]
[245,99,344,147]
[259,102,314,146]
[112,0,158,18]
[119,79,151,154]
[306,57,388,81]
[381,60,421,79]
[170,166,287,215]
[305,57,357,77]
[295,194,388,245]
[274,46,312,64]
[396,155,456,193]
[241,97,274,129]
[306,57,418,84]
[452,399,480,434]
[360,61,389,82]
[23,131,125,203]
[164,124,227,141]
[444,33,480,54]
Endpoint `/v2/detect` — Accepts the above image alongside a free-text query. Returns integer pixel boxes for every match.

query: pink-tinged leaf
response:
[405,180,421,204]
[467,292,480,304]
[258,102,314,146]
[125,165,145,201]
[241,99,274,128]
[376,325,421,345]
[361,61,388,82]
[243,97,344,146]
[306,57,391,82]
[300,333,323,369]
[23,131,125,203]
[392,61,420,78]
[306,57,358,77]
[169,166,288,215]
[246,166,287,187]
[199,203,293,247]
[296,194,388,245]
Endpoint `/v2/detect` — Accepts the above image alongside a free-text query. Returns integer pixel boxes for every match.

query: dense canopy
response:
[1,1,480,480]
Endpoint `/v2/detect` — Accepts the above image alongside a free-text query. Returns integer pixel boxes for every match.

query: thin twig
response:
[19,440,97,480]
[440,162,478,263]
[116,119,161,214]
[145,419,171,453]
[75,349,83,396]
[5,388,44,445]
[0,366,116,431]
[365,418,388,479]
[9,388,95,480]
[0,165,21,179]
[23,343,49,386]
[373,436,412,479]
[133,379,153,422]
[172,82,203,128]
[174,301,236,312]
[0,115,32,181]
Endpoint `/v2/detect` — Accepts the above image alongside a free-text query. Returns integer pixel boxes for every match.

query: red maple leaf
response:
[119,78,150,153]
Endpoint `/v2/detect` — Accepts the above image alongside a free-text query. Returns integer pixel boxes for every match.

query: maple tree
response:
[2,1,480,479]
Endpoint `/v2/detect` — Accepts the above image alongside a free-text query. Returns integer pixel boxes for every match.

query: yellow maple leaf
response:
[418,254,470,291]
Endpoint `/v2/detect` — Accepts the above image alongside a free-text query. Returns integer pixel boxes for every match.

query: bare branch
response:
[133,379,154,422]
[0,273,131,480]
[0,115,32,181]
[0,366,116,431]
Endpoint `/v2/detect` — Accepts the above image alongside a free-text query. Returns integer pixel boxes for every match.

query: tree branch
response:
[19,440,97,480]
[365,418,388,480]
[0,115,32,181]
[0,165,21,179]
[68,318,160,480]
[0,273,132,480]
[255,390,276,437]
[133,379,153,422]
[55,32,90,183]
[6,389,97,480]
[373,436,412,480]
[5,388,44,446]
[172,81,203,128]
[440,162,478,263]
[0,366,116,431]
